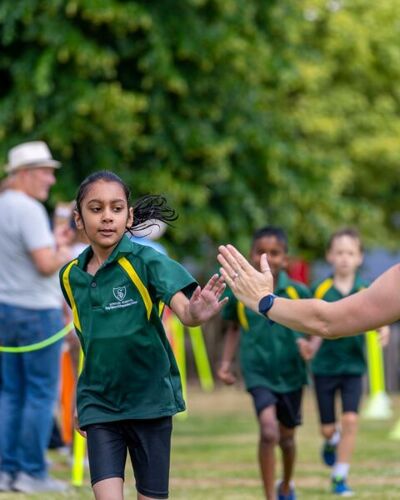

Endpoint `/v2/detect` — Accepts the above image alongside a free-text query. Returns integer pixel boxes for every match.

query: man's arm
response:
[31,246,71,276]
[27,209,73,276]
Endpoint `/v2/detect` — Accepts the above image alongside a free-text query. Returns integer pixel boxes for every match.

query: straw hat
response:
[5,141,61,174]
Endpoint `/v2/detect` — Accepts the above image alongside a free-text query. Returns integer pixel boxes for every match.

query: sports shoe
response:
[322,440,337,467]
[0,471,13,492]
[12,472,68,493]
[332,477,354,496]
[276,480,297,500]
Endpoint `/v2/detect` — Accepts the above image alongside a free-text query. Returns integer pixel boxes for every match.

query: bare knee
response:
[342,412,358,432]
[259,420,279,446]
[93,477,124,500]
[321,424,336,440]
[279,433,295,452]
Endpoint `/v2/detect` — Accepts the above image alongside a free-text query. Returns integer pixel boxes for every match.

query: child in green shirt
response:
[59,171,227,500]
[218,226,311,500]
[306,228,389,496]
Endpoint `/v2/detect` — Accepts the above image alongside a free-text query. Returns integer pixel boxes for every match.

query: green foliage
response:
[1,0,400,261]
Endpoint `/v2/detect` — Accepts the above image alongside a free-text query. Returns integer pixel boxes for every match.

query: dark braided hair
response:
[75,171,177,234]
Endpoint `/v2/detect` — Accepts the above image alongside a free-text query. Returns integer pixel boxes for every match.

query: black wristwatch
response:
[258,294,276,317]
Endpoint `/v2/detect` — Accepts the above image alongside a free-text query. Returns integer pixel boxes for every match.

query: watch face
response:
[259,295,274,314]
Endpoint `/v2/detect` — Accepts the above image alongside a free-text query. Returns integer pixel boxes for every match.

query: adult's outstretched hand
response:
[218,244,273,313]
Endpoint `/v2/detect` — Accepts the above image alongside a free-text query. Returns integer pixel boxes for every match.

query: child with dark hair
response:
[59,171,227,500]
[217,226,311,500]
[307,228,389,496]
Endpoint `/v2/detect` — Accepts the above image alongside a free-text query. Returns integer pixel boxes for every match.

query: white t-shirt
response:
[0,190,62,309]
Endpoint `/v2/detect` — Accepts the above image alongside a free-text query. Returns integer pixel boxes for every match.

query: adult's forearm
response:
[31,245,71,276]
[218,245,400,338]
[268,294,389,339]
[39,250,71,275]
[268,297,332,338]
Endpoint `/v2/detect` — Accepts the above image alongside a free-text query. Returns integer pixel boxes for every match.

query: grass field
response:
[2,387,400,499]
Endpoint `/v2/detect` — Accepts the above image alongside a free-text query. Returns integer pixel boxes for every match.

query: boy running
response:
[308,228,389,496]
[218,226,311,500]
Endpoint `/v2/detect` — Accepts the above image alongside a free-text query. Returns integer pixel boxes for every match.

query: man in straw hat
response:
[0,141,71,493]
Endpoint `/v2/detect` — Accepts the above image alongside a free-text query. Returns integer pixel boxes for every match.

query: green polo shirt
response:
[310,274,369,376]
[59,235,197,427]
[222,271,310,393]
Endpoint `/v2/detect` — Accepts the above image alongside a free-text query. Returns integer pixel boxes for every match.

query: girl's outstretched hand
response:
[187,274,228,324]
[217,244,273,313]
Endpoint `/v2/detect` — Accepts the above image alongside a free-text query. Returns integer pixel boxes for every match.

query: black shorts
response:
[314,374,363,425]
[248,386,303,428]
[85,417,173,499]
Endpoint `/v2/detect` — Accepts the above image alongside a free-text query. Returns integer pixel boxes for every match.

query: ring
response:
[232,272,240,280]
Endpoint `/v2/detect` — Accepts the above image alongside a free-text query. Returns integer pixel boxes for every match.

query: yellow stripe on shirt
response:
[62,259,81,332]
[285,285,300,300]
[314,278,334,300]
[118,257,153,320]
[237,302,249,330]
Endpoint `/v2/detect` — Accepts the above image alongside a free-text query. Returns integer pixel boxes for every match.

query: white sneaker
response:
[12,472,68,493]
[0,471,13,492]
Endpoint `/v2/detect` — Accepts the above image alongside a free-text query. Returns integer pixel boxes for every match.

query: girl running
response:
[60,171,227,500]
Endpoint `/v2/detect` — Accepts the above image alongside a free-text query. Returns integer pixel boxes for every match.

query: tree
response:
[1,0,400,261]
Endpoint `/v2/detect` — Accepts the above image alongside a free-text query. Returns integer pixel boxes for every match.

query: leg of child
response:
[258,405,280,500]
[321,423,337,441]
[128,417,172,500]
[86,423,127,500]
[315,376,337,441]
[278,424,296,495]
[336,411,358,467]
[314,375,341,467]
[332,375,362,481]
[93,479,161,500]
[93,478,124,500]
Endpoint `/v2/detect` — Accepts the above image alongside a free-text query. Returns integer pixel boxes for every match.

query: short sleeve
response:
[144,248,198,306]
[221,287,238,321]
[20,199,54,251]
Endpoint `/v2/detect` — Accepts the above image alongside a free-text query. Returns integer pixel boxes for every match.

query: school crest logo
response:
[113,286,126,302]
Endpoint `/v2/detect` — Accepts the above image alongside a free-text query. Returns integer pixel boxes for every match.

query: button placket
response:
[89,278,102,307]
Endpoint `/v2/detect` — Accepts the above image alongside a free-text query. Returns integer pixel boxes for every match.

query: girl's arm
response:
[218,244,400,338]
[170,274,228,326]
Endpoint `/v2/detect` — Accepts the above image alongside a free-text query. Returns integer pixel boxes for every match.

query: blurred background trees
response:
[1,0,400,260]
